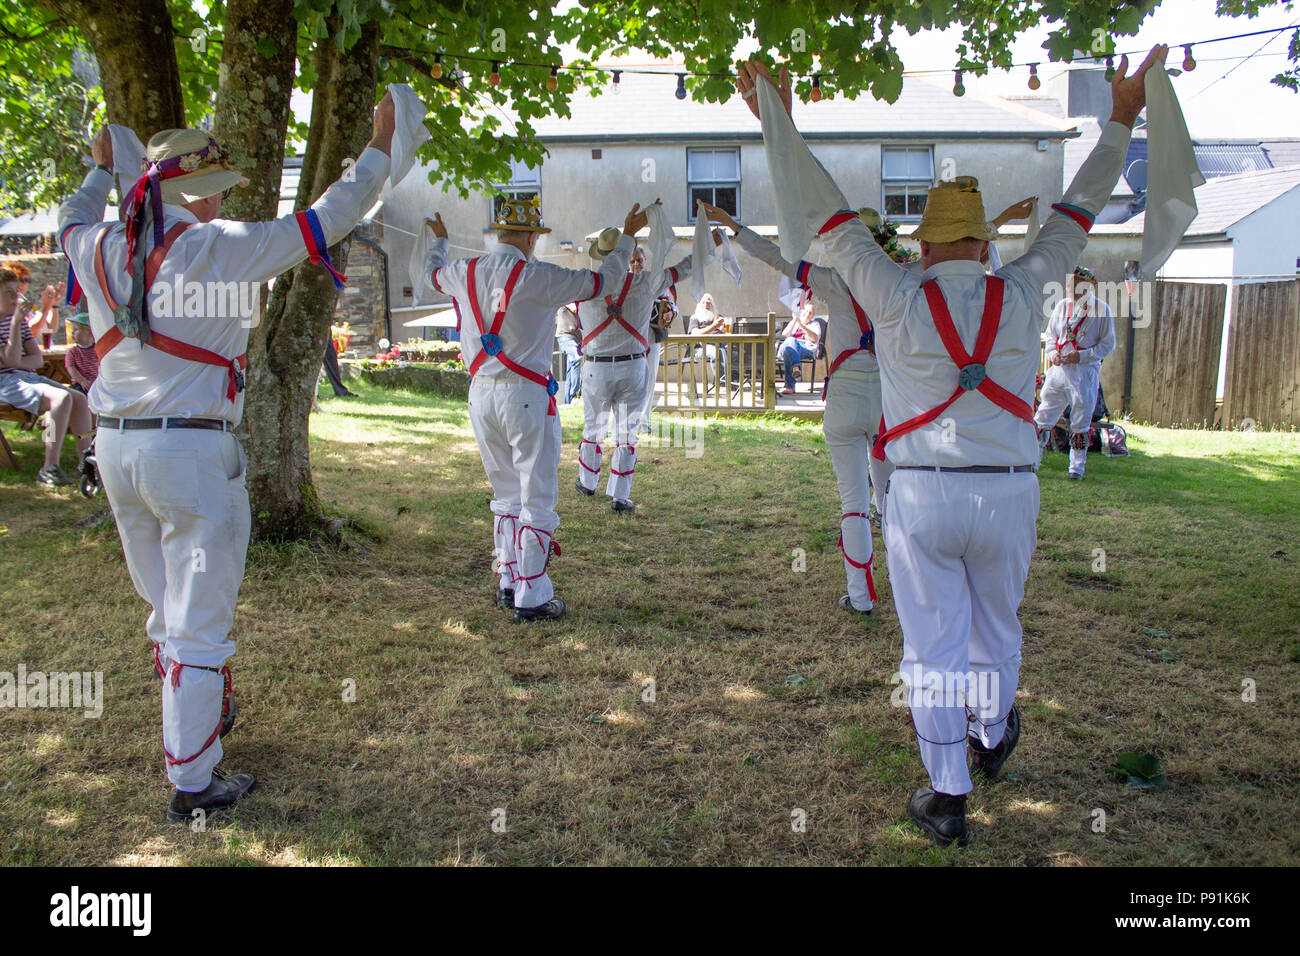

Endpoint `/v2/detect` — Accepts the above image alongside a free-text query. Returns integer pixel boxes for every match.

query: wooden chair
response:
[799,318,828,393]
[0,403,39,471]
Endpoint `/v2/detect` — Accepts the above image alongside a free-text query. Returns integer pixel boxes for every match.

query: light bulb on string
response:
[953,70,965,97]
[1027,63,1040,90]
[810,74,822,102]
[1183,45,1196,71]
[612,70,621,95]
[675,73,687,100]
[430,54,443,80]
[489,61,501,87]
[546,65,559,92]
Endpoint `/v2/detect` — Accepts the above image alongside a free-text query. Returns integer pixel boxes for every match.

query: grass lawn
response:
[1,382,1298,866]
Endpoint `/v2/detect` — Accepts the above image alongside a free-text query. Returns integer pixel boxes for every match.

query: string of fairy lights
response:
[402,23,1299,99]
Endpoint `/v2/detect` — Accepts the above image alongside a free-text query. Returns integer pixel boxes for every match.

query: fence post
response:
[765,312,777,410]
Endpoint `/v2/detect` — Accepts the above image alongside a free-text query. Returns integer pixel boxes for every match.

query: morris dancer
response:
[737,47,1164,846]
[575,216,704,513]
[56,95,397,823]
[1034,265,1115,479]
[427,198,647,620]
[698,200,909,615]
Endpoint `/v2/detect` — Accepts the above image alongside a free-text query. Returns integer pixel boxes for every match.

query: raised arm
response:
[1001,47,1166,297]
[57,127,115,272]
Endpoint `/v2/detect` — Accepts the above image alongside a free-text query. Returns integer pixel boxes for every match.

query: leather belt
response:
[896,464,1037,474]
[98,416,233,432]
[588,351,647,363]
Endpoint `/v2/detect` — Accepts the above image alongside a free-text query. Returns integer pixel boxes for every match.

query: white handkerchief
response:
[986,242,1004,273]
[1025,197,1041,247]
[644,203,675,280]
[778,273,806,313]
[756,77,849,262]
[718,229,742,287]
[1140,66,1203,278]
[691,212,715,300]
[409,222,431,305]
[385,83,432,191]
[109,124,146,194]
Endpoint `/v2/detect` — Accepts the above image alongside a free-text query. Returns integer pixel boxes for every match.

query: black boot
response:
[907,788,969,847]
[165,768,256,824]
[514,597,566,623]
[611,498,635,514]
[837,594,872,615]
[970,705,1021,780]
[574,478,594,497]
[496,587,515,609]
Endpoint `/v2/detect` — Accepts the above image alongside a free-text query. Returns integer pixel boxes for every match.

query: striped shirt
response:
[0,312,38,373]
[65,344,100,386]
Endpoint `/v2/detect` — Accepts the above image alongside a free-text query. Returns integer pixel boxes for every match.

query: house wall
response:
[1229,186,1300,279]
[381,137,1066,323]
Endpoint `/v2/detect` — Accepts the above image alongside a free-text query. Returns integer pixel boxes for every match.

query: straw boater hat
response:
[912,175,999,243]
[588,226,622,260]
[494,195,551,233]
[144,129,249,205]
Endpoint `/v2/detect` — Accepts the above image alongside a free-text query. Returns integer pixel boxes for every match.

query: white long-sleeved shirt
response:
[733,227,878,375]
[575,257,691,357]
[1044,292,1116,369]
[812,123,1132,467]
[429,234,634,379]
[58,147,392,424]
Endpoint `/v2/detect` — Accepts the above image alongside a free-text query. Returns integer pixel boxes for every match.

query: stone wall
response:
[1,252,76,346]
[334,221,388,359]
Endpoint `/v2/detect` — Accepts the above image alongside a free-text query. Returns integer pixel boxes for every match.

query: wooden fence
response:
[1221,279,1300,430]
[1126,281,1228,427]
[653,313,778,413]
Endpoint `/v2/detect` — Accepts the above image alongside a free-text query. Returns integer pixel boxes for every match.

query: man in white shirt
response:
[575,220,699,513]
[57,95,396,823]
[737,46,1165,846]
[1035,265,1116,479]
[427,198,647,620]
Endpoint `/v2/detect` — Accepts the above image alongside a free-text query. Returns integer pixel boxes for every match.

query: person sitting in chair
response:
[778,300,821,395]
[687,292,728,385]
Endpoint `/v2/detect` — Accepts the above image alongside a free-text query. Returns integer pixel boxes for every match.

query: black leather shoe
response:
[574,478,594,496]
[165,768,256,824]
[611,498,635,514]
[907,788,969,847]
[970,705,1020,780]
[496,587,515,609]
[837,594,872,615]
[514,597,566,623]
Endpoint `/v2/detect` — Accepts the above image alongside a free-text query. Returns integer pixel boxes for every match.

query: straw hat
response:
[494,195,551,233]
[145,129,249,205]
[588,226,622,260]
[912,175,998,243]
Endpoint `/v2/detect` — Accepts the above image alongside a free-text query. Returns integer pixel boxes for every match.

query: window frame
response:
[881,145,935,223]
[686,147,741,224]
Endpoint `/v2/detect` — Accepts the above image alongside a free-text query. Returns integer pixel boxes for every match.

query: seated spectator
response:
[777,300,821,395]
[687,292,728,384]
[64,312,99,395]
[556,306,582,405]
[0,268,93,487]
[28,281,65,347]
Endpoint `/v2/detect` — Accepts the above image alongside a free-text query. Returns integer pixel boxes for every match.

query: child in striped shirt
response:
[64,312,99,394]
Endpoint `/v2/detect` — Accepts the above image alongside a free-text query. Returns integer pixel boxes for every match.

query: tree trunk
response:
[43,0,185,137]
[242,19,379,540]
[211,0,297,224]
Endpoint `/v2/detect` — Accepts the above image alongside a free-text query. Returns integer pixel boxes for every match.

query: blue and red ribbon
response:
[295,209,347,290]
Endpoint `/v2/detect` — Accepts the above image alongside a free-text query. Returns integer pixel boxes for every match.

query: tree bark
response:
[242,19,379,540]
[211,0,297,224]
[43,0,185,137]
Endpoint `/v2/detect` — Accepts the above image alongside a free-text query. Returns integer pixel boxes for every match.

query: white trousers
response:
[823,370,893,610]
[96,425,250,792]
[1035,364,1099,476]
[884,469,1038,796]
[578,357,647,501]
[468,377,562,608]
[637,340,661,433]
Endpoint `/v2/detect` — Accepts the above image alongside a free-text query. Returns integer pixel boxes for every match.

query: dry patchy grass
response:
[1,384,1298,866]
